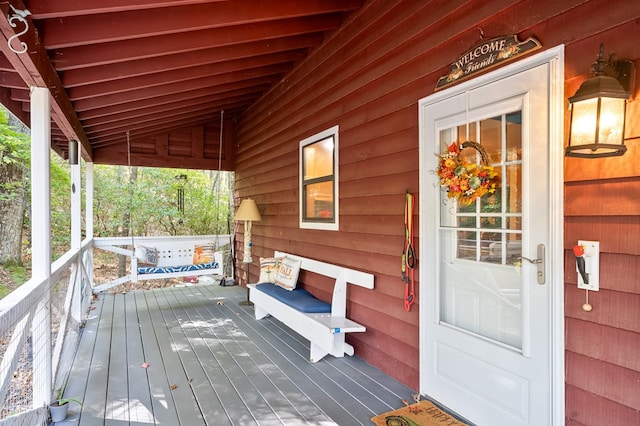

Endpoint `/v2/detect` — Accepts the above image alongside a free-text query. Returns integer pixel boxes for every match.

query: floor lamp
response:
[235,198,262,305]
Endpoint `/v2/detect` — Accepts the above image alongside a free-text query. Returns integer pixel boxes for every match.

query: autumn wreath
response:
[436,141,499,206]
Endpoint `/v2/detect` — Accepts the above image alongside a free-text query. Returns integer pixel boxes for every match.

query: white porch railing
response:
[0,238,93,425]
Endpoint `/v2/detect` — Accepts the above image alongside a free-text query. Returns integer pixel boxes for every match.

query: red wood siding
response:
[233,0,640,421]
[93,121,235,170]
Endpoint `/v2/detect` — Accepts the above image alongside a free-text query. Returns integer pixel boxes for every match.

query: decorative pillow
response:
[275,257,302,291]
[135,246,159,266]
[193,243,215,264]
[259,257,283,284]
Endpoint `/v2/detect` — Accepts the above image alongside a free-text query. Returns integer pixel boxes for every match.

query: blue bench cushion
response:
[138,261,219,275]
[255,283,331,313]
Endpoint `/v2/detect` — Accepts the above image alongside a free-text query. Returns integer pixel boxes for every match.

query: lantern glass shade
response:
[566,76,629,158]
[568,96,627,156]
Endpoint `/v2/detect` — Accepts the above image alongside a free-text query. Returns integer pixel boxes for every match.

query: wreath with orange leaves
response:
[436,141,499,206]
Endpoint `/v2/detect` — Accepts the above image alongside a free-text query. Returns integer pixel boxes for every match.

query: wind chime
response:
[176,174,187,224]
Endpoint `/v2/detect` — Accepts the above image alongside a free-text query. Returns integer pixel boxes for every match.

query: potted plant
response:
[49,389,82,422]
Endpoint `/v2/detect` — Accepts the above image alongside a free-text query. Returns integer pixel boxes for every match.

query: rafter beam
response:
[28,0,227,19]
[78,86,266,121]
[81,93,258,130]
[74,75,276,112]
[0,0,92,159]
[52,16,339,70]
[40,0,362,48]
[69,63,291,101]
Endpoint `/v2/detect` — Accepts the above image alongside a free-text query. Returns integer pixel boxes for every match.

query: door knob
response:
[517,244,545,285]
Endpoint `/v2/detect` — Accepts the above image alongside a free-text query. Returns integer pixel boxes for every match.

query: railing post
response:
[86,162,95,293]
[70,143,83,324]
[71,141,81,251]
[30,86,52,407]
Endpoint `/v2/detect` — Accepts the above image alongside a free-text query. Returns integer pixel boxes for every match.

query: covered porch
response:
[58,284,412,425]
[0,1,639,425]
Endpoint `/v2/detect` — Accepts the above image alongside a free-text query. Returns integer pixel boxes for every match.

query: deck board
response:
[144,290,205,425]
[199,287,366,425]
[124,291,154,426]
[58,284,414,425]
[81,293,113,425]
[183,287,331,425]
[106,294,129,425]
[134,291,180,426]
[156,289,230,424]
[58,294,104,424]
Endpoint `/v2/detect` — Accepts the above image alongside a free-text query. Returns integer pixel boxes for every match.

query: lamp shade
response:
[235,199,262,222]
[565,43,632,159]
[566,75,629,158]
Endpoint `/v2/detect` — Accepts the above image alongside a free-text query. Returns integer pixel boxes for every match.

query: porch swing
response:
[92,113,233,293]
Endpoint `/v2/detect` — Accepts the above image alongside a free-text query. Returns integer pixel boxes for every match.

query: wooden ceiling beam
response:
[0,86,29,125]
[92,149,234,171]
[51,16,339,70]
[59,33,321,85]
[83,97,252,135]
[81,93,259,129]
[0,52,15,71]
[0,1,92,159]
[77,86,266,121]
[28,0,227,19]
[41,0,362,48]
[65,49,304,90]
[0,70,27,88]
[68,62,291,101]
[73,75,277,112]
[89,106,245,145]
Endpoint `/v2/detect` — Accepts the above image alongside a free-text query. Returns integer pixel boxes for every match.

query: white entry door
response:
[419,48,564,426]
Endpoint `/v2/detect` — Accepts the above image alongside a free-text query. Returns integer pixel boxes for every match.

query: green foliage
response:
[1,98,232,269]
[0,109,29,202]
[93,166,232,237]
[50,154,72,257]
[4,261,28,283]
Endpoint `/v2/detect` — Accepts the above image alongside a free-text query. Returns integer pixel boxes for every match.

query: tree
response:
[93,166,233,238]
[0,110,29,264]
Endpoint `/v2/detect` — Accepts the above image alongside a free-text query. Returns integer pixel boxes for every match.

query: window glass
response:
[300,126,339,230]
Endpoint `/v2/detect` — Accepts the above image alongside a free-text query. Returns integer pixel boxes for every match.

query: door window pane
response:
[438,110,523,349]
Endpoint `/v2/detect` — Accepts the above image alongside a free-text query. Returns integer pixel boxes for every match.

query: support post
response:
[85,162,94,296]
[85,162,94,241]
[70,143,83,323]
[70,141,81,250]
[30,86,52,407]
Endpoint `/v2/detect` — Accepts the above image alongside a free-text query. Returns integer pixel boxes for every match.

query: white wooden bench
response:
[93,235,228,293]
[248,251,374,363]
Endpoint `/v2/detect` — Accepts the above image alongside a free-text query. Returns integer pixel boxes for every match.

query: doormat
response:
[371,400,469,426]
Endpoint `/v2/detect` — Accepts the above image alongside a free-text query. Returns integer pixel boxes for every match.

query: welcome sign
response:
[435,35,541,90]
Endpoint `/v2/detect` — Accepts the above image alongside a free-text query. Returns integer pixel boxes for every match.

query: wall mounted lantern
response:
[566,43,635,158]
[234,198,262,264]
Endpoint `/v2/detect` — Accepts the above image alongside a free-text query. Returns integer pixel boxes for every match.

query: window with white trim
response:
[299,126,339,230]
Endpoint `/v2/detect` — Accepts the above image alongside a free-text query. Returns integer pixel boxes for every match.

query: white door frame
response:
[418,45,565,425]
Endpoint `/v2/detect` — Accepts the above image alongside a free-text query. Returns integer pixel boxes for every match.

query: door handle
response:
[517,244,545,285]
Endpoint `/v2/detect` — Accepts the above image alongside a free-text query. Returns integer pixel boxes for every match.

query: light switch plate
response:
[577,240,599,291]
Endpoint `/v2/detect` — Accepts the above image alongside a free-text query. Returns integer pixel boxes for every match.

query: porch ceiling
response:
[0,0,363,170]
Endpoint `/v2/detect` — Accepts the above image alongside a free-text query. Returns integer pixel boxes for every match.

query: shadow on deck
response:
[58,284,413,425]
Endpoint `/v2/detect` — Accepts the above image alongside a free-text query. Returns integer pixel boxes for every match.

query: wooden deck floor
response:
[58,284,414,425]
